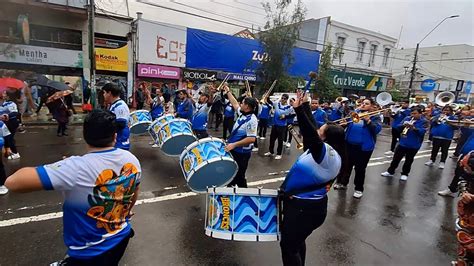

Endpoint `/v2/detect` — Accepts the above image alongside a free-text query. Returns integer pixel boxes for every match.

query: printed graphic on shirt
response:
[87,163,139,234]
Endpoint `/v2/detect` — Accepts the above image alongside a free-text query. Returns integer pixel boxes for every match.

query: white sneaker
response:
[148,141,154,145]
[151,144,159,148]
[0,185,8,195]
[260,137,266,140]
[381,171,393,177]
[252,148,259,152]
[274,155,282,160]
[400,175,408,181]
[264,152,274,157]
[438,188,457,197]
[353,190,363,199]
[425,160,434,166]
[11,153,20,160]
[285,142,291,148]
[333,183,347,190]
[439,162,445,169]
[384,151,394,156]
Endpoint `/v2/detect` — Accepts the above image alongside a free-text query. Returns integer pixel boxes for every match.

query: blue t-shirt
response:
[259,103,271,119]
[150,97,164,120]
[36,148,142,259]
[227,109,258,153]
[398,117,428,150]
[312,108,327,128]
[224,102,235,118]
[273,102,291,127]
[176,99,194,121]
[461,134,474,156]
[391,108,411,129]
[431,115,456,140]
[110,99,130,150]
[191,102,210,131]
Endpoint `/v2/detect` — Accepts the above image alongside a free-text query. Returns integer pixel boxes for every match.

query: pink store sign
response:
[137,64,181,79]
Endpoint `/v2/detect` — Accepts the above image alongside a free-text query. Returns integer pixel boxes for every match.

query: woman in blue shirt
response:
[333,98,382,199]
[279,91,345,265]
[425,105,456,169]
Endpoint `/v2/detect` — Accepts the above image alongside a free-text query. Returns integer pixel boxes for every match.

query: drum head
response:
[161,134,197,156]
[188,159,238,192]
[130,122,151,135]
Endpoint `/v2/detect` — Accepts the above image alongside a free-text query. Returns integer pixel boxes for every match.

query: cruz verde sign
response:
[330,70,391,91]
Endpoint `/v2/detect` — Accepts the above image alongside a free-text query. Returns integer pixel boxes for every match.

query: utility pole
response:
[88,0,96,108]
[407,43,419,101]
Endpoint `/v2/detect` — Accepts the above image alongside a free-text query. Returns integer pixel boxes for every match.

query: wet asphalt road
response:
[0,125,460,265]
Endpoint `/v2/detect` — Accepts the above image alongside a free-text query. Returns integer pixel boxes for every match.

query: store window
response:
[334,36,346,61]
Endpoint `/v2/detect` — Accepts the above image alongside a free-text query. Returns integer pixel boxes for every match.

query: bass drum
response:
[157,119,197,156]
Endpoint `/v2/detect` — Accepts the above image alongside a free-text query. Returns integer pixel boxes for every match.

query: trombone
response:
[288,124,303,149]
[260,80,277,104]
[334,108,390,125]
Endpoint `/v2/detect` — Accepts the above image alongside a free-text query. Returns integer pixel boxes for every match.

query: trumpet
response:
[335,108,390,125]
[335,96,349,103]
[401,117,415,136]
[260,80,277,104]
[288,125,303,149]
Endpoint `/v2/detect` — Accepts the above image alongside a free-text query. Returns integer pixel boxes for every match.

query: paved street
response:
[0,126,460,265]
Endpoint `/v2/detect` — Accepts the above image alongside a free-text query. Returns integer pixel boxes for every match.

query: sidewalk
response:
[22,106,86,126]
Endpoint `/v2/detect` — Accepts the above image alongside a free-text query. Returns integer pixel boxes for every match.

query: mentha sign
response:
[183,69,217,81]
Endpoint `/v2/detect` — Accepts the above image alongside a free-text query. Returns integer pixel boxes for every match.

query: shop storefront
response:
[136,63,181,101]
[329,70,395,97]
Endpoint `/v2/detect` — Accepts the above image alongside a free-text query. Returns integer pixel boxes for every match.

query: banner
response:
[0,43,82,68]
[138,20,186,67]
[217,72,257,82]
[183,68,217,81]
[137,64,181,80]
[330,70,392,91]
[186,28,319,77]
[95,38,128,72]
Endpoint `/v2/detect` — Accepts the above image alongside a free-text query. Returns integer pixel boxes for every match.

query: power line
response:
[418,60,473,76]
[417,57,474,62]
[233,0,266,11]
[210,0,266,16]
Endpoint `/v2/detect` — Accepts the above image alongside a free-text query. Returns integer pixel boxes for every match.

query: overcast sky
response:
[98,0,473,49]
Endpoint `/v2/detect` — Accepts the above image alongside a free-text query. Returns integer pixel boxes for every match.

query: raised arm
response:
[223,85,240,110]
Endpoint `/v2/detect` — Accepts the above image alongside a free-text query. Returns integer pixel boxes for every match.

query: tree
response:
[315,43,340,101]
[258,0,306,95]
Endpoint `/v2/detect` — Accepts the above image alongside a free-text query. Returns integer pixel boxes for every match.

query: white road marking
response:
[0,149,454,228]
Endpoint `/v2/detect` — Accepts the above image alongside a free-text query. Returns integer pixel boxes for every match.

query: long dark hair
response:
[324,122,347,175]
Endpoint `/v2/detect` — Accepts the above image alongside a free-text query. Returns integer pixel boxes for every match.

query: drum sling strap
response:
[227,115,252,142]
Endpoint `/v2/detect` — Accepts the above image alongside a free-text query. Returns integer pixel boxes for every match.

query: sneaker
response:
[425,160,434,166]
[9,153,20,160]
[438,188,457,197]
[333,183,347,190]
[151,144,159,148]
[260,137,266,140]
[0,185,8,195]
[148,141,155,145]
[439,162,445,169]
[252,148,259,152]
[381,171,393,177]
[285,142,291,148]
[353,190,363,199]
[400,175,408,181]
[264,152,274,157]
[274,155,282,160]
[384,151,394,156]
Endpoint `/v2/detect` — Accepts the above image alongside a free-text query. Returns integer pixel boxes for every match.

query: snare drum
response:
[205,187,280,241]
[157,119,197,156]
[180,137,238,192]
[129,110,152,135]
[148,114,175,144]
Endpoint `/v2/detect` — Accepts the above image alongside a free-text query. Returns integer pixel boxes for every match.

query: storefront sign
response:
[0,43,82,68]
[330,70,389,91]
[137,64,181,79]
[217,72,257,82]
[95,37,129,72]
[186,28,319,77]
[420,79,437,92]
[138,20,186,67]
[183,69,217,81]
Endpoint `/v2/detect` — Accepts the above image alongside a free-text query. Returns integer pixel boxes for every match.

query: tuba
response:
[375,92,393,106]
[435,91,455,107]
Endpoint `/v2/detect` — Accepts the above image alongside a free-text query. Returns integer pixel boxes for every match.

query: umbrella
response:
[0,78,24,90]
[33,75,50,87]
[47,90,73,103]
[46,80,69,91]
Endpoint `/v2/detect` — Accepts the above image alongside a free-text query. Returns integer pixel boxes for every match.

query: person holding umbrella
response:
[46,90,72,137]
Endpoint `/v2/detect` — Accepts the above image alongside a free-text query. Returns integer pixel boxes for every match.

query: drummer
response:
[279,90,345,265]
[191,92,213,139]
[103,83,130,151]
[147,88,164,121]
[176,89,193,121]
[222,85,258,188]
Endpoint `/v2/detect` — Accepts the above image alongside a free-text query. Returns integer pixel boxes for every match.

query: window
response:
[333,36,346,61]
[369,44,377,66]
[382,48,390,67]
[357,41,366,62]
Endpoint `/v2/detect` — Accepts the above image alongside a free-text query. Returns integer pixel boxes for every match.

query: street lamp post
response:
[407,15,459,100]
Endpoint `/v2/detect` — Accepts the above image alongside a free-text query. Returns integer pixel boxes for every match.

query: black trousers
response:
[280,197,327,266]
[448,159,464,192]
[269,125,286,155]
[338,143,373,192]
[431,138,452,163]
[390,128,401,152]
[228,151,250,188]
[223,116,234,139]
[214,113,223,130]
[258,118,269,138]
[387,145,419,175]
[193,130,209,139]
[60,229,133,266]
[136,102,144,110]
[285,124,294,143]
[454,132,470,157]
[0,159,6,186]
[5,119,19,154]
[57,122,68,135]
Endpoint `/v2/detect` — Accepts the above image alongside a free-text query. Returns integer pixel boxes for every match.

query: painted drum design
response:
[157,119,196,156]
[129,110,152,135]
[148,114,175,144]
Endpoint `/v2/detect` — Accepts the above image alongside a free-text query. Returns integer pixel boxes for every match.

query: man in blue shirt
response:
[264,94,291,160]
[103,83,130,151]
[191,93,213,139]
[176,90,193,121]
[310,99,328,128]
[385,101,410,156]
